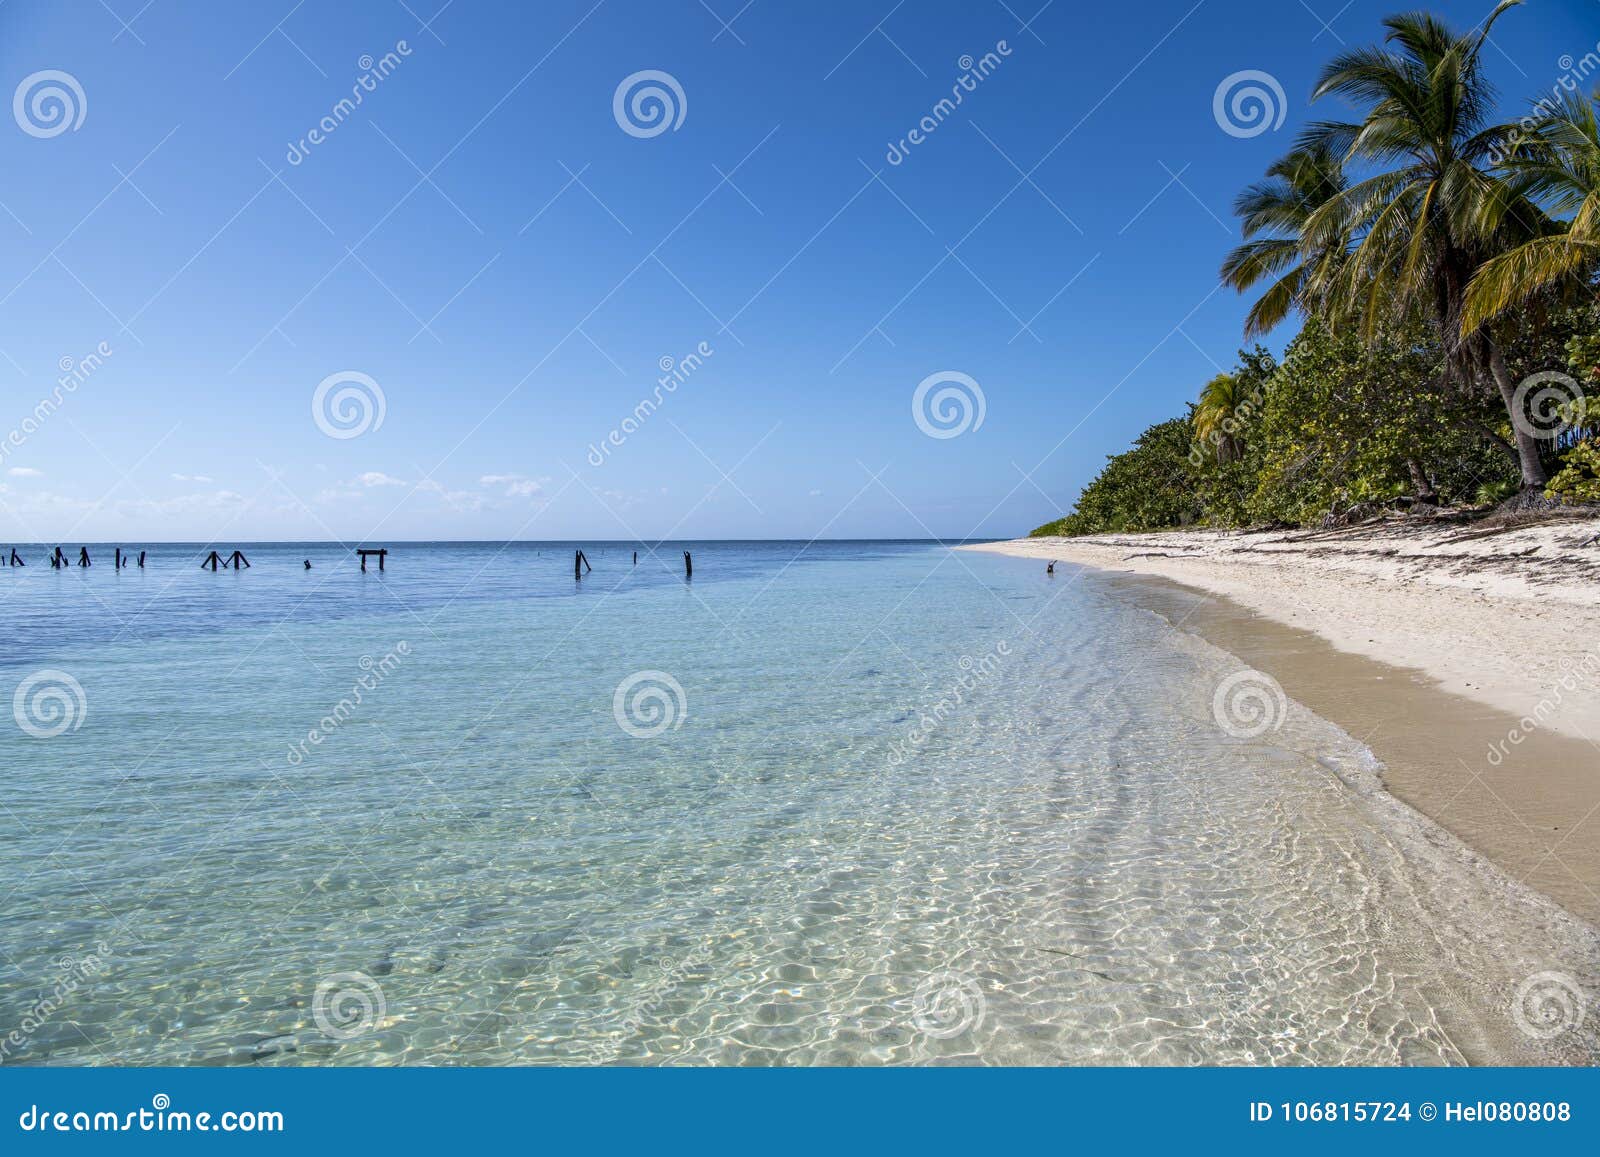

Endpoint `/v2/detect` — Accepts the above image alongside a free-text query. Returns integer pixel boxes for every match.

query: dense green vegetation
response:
[1034,2,1600,538]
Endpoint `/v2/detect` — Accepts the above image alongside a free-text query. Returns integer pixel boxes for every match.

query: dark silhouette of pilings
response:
[683,551,692,579]
[574,549,591,580]
[357,548,386,572]
[19,547,145,569]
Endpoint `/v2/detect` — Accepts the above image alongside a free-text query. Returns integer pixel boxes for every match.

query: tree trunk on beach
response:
[1483,341,1551,490]
[1406,459,1439,506]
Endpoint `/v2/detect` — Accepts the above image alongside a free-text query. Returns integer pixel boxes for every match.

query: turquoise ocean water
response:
[1,541,1593,1065]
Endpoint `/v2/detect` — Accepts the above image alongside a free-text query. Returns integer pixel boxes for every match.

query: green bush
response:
[1030,418,1201,536]
[1546,439,1600,503]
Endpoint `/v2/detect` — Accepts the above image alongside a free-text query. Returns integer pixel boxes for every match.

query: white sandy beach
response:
[966,517,1600,743]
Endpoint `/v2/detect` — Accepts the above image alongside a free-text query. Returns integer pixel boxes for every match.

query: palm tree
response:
[1220,142,1348,340]
[1296,1,1551,488]
[1193,373,1248,462]
[1463,92,1600,333]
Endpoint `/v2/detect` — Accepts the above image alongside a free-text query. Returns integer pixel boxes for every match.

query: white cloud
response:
[170,473,213,483]
[357,471,407,488]
[480,473,545,498]
[8,467,42,477]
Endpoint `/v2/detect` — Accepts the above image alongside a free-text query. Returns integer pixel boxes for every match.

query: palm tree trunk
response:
[1483,342,1551,489]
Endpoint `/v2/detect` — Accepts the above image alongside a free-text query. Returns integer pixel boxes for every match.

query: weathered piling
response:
[77,548,90,568]
[683,550,692,579]
[633,550,638,565]
[357,548,386,573]
[11,549,22,567]
[138,551,145,568]
[202,550,221,571]
[228,550,250,570]
[50,547,66,569]
[574,549,592,580]
[1046,561,1055,575]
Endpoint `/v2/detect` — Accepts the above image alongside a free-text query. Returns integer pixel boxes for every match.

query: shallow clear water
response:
[0,541,1589,1065]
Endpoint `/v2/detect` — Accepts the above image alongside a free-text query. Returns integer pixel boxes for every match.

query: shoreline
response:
[967,522,1600,742]
[963,528,1600,935]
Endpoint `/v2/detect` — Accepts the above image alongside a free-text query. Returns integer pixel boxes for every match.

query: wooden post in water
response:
[77,548,90,568]
[202,550,221,571]
[138,551,145,568]
[633,550,638,565]
[228,550,250,570]
[11,549,23,567]
[357,548,387,573]
[574,549,592,579]
[51,547,66,569]
[683,550,692,579]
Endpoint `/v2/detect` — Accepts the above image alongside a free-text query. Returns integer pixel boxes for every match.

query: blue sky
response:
[0,0,1593,541]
